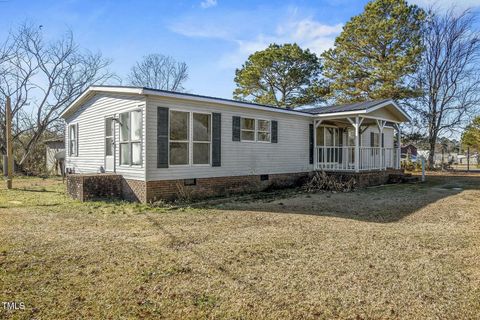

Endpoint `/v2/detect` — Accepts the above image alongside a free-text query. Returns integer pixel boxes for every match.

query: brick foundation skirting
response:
[66,169,403,203]
[145,172,310,203]
[66,174,123,201]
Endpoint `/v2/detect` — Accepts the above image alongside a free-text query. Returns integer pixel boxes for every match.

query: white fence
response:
[315,146,399,171]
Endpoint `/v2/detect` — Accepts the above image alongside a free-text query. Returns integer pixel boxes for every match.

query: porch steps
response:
[388,172,420,184]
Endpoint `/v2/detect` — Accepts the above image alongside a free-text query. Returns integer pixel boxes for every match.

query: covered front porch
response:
[308,100,408,173]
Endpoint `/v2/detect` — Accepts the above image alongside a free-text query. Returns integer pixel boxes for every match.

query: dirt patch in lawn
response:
[1,175,479,319]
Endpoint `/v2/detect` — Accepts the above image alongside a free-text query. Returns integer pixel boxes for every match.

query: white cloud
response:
[200,0,217,9]
[220,18,342,68]
[409,0,480,11]
[169,8,343,69]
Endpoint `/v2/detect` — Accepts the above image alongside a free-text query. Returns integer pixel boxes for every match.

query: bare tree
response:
[408,9,480,169]
[0,23,113,169]
[128,54,188,91]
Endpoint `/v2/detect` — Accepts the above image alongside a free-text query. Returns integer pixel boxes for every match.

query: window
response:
[257,119,271,142]
[105,117,114,156]
[169,111,212,166]
[192,113,211,165]
[119,110,142,166]
[371,132,380,147]
[241,118,255,141]
[170,111,190,165]
[69,124,77,156]
[240,118,271,142]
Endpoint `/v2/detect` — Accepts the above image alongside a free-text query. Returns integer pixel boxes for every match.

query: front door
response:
[104,117,115,172]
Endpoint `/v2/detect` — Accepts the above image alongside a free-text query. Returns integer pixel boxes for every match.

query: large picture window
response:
[169,111,211,166]
[69,124,77,156]
[119,110,142,166]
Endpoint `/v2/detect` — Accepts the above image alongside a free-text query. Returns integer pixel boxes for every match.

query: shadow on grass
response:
[145,215,269,302]
[194,175,480,224]
[13,188,58,193]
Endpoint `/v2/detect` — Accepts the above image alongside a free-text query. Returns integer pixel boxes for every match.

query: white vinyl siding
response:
[145,96,312,181]
[64,93,146,180]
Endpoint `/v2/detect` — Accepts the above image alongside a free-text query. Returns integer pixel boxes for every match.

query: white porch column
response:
[347,116,363,173]
[396,124,401,169]
[376,120,386,170]
[355,117,360,172]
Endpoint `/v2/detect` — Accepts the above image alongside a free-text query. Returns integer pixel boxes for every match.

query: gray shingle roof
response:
[301,99,392,115]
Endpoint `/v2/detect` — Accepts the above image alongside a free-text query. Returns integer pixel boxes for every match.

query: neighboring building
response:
[60,86,410,202]
[401,144,418,162]
[45,138,65,175]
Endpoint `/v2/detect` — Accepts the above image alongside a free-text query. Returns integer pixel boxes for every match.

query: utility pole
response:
[5,96,13,189]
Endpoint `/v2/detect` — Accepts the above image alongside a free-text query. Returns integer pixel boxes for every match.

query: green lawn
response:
[1,175,479,319]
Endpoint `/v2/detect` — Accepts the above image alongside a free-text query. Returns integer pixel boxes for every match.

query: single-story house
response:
[60,85,410,202]
[401,144,418,162]
[45,138,65,175]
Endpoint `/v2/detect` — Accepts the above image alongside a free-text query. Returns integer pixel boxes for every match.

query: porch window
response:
[69,124,77,156]
[371,132,380,147]
[119,110,142,166]
[241,118,255,141]
[257,119,271,142]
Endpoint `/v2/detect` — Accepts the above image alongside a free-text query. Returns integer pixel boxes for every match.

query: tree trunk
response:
[427,138,436,170]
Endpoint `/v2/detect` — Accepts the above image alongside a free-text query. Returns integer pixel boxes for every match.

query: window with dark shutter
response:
[157,107,169,168]
[212,113,221,167]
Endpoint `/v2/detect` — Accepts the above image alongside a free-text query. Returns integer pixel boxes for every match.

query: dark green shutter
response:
[212,113,221,167]
[271,120,278,143]
[381,133,384,148]
[157,107,169,168]
[232,116,240,141]
[370,132,375,147]
[309,124,314,164]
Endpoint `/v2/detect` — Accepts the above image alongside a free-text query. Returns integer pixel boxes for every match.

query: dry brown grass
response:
[1,174,480,319]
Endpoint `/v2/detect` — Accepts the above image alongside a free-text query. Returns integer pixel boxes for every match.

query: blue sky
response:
[1,0,479,99]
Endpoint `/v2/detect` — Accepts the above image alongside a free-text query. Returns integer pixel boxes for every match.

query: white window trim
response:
[104,116,114,157]
[68,123,78,157]
[240,117,256,143]
[191,111,212,167]
[240,117,272,143]
[371,132,380,148]
[256,118,271,143]
[168,109,212,167]
[118,108,143,167]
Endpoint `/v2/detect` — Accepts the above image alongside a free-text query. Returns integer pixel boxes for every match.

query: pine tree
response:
[322,0,425,103]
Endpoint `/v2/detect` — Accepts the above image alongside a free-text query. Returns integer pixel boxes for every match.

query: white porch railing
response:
[315,146,400,171]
